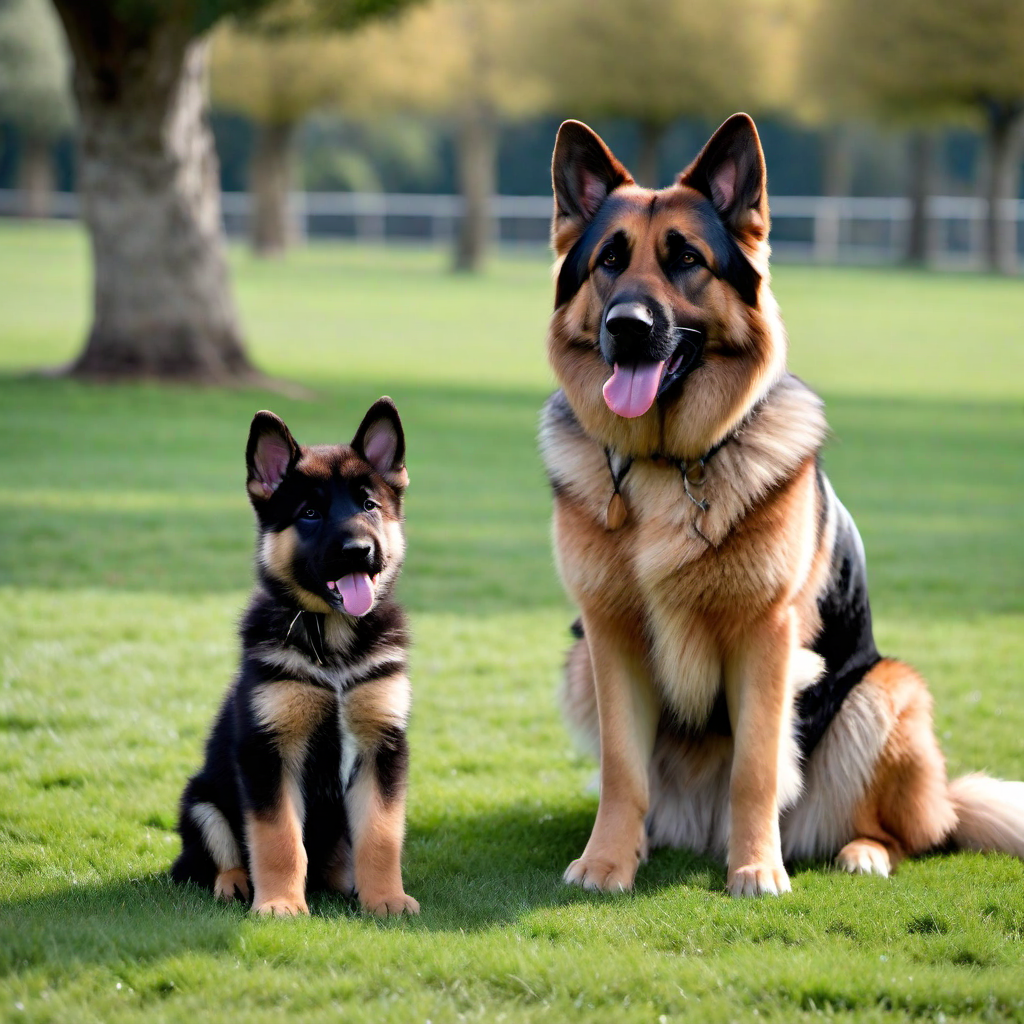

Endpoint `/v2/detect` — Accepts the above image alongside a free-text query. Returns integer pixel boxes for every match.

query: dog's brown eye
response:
[681,251,696,265]
[363,498,380,512]
[601,248,618,268]
[302,506,320,519]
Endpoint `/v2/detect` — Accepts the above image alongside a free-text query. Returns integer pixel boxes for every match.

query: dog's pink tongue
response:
[338,573,375,617]
[602,361,665,418]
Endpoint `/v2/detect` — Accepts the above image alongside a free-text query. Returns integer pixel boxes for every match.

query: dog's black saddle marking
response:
[797,474,881,758]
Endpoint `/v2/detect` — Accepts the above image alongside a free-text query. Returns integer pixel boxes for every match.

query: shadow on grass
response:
[0,802,731,975]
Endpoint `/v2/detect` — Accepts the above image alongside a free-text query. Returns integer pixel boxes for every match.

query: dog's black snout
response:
[605,302,654,342]
[343,537,375,560]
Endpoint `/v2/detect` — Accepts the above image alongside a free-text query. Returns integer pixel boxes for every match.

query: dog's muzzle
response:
[599,300,704,418]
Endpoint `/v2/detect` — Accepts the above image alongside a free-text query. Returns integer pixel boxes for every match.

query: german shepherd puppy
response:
[171,399,419,917]
[541,114,1024,897]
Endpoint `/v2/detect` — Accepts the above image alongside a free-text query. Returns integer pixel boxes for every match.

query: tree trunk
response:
[250,121,296,258]
[453,105,496,273]
[982,100,1024,276]
[51,3,255,382]
[18,135,55,219]
[635,119,666,189]
[904,129,934,267]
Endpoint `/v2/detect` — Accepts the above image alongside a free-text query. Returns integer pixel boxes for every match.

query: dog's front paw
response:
[837,839,891,878]
[214,867,251,903]
[727,863,791,897]
[253,896,309,917]
[360,891,420,917]
[564,853,638,893]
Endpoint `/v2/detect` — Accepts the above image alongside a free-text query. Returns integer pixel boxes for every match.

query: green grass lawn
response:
[1,221,1023,1023]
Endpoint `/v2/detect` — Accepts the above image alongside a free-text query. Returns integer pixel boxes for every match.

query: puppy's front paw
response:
[837,839,891,878]
[360,891,420,917]
[727,863,791,897]
[253,896,309,917]
[214,867,250,903]
[563,852,638,893]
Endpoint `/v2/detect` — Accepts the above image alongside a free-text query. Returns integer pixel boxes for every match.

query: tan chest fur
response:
[542,375,831,726]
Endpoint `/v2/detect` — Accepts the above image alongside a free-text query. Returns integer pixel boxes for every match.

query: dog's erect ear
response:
[352,397,408,489]
[678,113,769,244]
[551,120,634,252]
[247,411,299,501]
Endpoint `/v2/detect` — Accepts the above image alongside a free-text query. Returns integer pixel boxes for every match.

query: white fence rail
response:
[3,189,1022,268]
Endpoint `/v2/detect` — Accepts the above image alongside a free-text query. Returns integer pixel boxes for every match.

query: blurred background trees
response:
[50,0,265,382]
[211,13,359,257]
[805,0,1024,273]
[0,0,71,217]
[335,0,546,271]
[526,0,764,189]
[1,0,1022,381]
[47,0,413,382]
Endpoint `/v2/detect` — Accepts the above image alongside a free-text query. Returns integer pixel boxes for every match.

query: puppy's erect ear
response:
[551,120,634,253]
[247,411,299,501]
[678,113,769,244]
[351,397,408,490]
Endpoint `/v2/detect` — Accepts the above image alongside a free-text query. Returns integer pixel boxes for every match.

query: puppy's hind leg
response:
[174,777,249,902]
[214,866,252,902]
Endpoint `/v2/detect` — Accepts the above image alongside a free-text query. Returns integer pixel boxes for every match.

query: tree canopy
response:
[804,0,1024,271]
[334,0,544,122]
[210,0,417,126]
[211,23,353,127]
[0,0,72,140]
[525,0,767,185]
[805,0,1024,121]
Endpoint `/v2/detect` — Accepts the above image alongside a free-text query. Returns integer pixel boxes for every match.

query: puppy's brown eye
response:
[601,248,618,268]
[363,498,380,512]
[681,251,696,265]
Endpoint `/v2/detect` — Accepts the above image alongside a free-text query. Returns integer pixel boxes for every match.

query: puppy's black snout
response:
[343,537,375,561]
[604,302,654,343]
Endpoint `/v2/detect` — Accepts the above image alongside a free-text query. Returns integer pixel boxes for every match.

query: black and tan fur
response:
[172,399,419,916]
[541,115,1024,897]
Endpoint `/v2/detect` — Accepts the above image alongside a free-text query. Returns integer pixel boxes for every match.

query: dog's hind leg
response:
[838,659,956,876]
[188,800,250,901]
[174,776,248,900]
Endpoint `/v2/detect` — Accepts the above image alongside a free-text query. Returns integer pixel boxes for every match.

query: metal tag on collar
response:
[684,458,707,487]
[606,491,627,530]
[681,459,710,512]
[604,448,633,531]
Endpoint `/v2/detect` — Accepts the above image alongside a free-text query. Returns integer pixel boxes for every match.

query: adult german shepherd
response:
[172,399,419,916]
[540,114,1024,897]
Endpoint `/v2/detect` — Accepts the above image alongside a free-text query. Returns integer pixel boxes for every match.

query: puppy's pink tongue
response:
[602,361,665,418]
[337,573,375,617]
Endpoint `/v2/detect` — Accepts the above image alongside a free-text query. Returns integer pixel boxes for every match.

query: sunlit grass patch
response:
[0,225,1022,1022]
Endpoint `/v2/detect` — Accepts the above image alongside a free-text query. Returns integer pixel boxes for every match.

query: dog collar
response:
[603,437,727,532]
[599,380,780,533]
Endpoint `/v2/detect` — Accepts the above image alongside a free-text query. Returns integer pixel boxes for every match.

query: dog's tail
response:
[948,773,1024,858]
